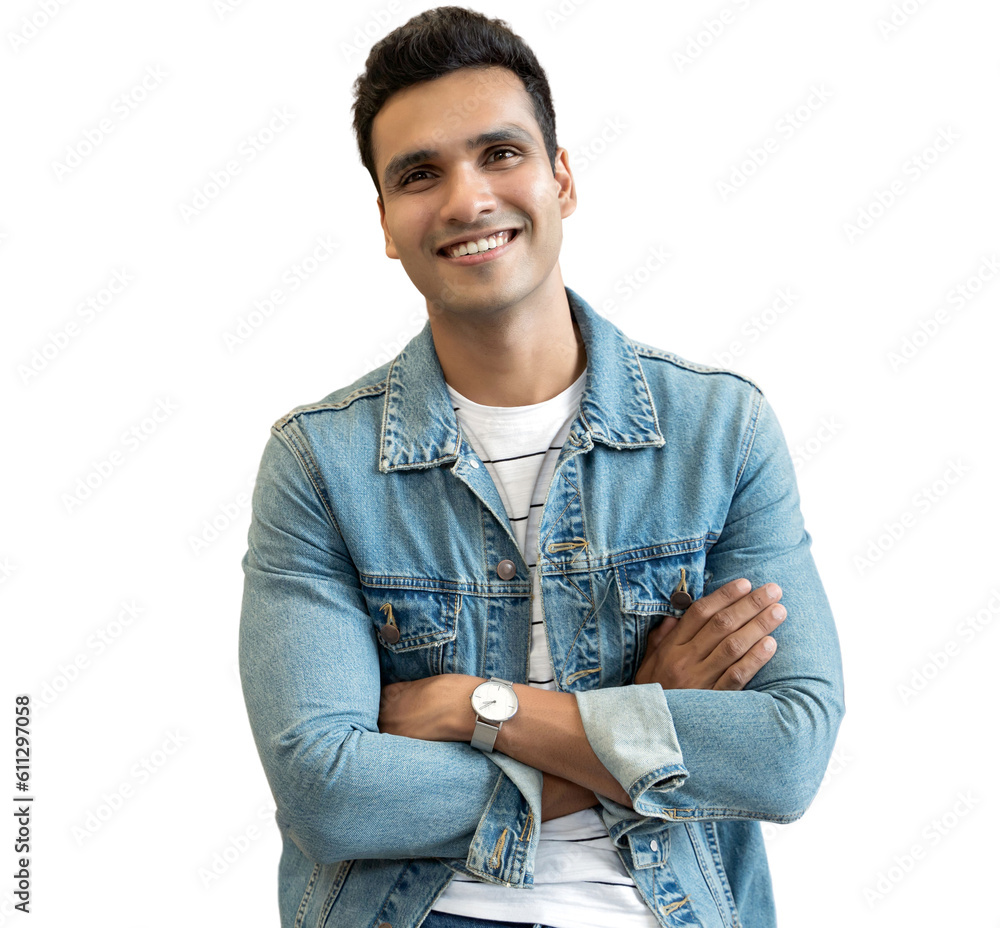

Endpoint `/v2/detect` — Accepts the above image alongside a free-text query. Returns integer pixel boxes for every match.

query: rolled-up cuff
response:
[576,683,688,819]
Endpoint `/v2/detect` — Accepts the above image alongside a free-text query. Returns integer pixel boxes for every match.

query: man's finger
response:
[712,636,778,691]
[646,614,679,650]
[674,579,780,647]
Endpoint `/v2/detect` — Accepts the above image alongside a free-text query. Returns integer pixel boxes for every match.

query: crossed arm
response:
[379,578,788,816]
[240,398,844,870]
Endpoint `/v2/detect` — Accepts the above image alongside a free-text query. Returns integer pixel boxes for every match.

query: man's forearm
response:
[381,673,630,805]
[494,684,632,806]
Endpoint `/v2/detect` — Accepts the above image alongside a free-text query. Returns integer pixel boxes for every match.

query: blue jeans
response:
[421,914,550,928]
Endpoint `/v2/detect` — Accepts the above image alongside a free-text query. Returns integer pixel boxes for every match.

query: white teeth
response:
[446,230,513,258]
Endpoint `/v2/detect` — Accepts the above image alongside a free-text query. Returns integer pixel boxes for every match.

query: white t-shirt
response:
[432,371,659,928]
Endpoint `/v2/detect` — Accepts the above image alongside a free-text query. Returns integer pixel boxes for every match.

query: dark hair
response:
[351,6,558,198]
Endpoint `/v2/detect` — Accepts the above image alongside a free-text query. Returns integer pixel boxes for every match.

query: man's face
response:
[373,66,576,317]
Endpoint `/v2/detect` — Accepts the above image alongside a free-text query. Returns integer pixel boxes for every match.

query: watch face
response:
[471,680,518,723]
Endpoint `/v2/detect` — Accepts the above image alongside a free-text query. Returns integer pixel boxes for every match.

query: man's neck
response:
[426,276,586,407]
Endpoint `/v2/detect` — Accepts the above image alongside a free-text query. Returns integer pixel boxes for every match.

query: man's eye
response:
[488,148,519,163]
[400,169,432,186]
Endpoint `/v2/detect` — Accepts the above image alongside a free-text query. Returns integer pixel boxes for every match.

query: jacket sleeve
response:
[575,391,845,842]
[239,426,541,884]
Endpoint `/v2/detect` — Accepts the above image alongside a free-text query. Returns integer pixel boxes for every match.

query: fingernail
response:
[766,583,780,599]
[736,578,751,593]
[772,605,786,621]
[763,637,775,652]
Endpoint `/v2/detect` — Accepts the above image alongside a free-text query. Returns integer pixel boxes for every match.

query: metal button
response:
[496,559,516,580]
[670,590,693,610]
[650,839,659,852]
[379,624,400,644]
[470,459,480,469]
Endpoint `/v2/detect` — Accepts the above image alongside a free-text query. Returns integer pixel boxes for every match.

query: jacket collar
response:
[378,287,664,473]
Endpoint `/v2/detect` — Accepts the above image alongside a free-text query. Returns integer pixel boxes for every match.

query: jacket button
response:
[379,624,400,644]
[670,591,693,610]
[496,559,516,580]
[650,839,659,852]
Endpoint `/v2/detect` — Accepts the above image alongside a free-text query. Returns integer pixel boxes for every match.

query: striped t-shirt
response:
[432,370,658,928]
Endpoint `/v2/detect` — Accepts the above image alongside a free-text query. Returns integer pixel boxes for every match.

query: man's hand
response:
[634,578,785,690]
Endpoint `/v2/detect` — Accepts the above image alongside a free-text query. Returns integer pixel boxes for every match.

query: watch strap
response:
[471,718,501,753]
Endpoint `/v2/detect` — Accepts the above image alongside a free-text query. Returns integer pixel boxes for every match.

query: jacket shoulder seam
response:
[271,380,387,430]
[268,424,343,537]
[734,391,765,491]
[633,344,763,392]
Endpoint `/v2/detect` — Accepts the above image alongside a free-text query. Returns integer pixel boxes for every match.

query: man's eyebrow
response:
[382,125,536,188]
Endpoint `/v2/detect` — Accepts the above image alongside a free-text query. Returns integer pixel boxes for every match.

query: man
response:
[239,7,845,928]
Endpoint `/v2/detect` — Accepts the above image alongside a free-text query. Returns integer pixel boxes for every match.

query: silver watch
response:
[470,677,518,753]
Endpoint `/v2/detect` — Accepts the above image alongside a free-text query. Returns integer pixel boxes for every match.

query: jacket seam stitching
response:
[633,344,763,391]
[271,381,387,430]
[291,863,320,928]
[734,391,764,492]
[271,425,342,536]
[685,822,727,921]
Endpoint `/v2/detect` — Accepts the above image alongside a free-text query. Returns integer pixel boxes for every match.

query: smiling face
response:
[373,66,576,320]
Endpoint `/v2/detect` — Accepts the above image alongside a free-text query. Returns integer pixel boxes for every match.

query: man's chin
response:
[425,281,518,317]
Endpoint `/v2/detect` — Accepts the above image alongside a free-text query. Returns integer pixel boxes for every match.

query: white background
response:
[2,0,998,924]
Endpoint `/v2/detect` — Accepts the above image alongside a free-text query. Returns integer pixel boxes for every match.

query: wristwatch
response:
[470,677,518,753]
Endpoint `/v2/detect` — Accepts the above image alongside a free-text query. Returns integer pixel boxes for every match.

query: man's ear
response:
[377,196,399,260]
[553,147,577,220]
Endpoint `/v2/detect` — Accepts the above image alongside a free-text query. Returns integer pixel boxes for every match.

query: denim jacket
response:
[239,288,845,928]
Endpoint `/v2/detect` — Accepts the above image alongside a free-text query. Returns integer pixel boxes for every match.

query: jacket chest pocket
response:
[360,582,461,681]
[613,548,706,679]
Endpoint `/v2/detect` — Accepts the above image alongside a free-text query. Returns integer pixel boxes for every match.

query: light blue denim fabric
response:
[239,288,845,928]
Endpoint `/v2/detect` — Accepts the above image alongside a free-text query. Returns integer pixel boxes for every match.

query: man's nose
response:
[439,164,498,224]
